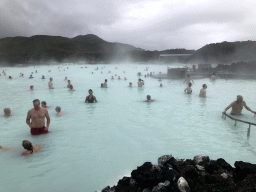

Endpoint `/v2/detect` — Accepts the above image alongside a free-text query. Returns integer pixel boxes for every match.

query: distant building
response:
[159,54,192,63]
[198,64,212,70]
[167,68,187,78]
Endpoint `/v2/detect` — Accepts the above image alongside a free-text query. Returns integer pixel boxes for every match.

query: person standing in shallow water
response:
[48,78,54,89]
[138,79,144,87]
[199,84,207,97]
[184,83,192,94]
[103,79,107,88]
[85,89,97,103]
[222,95,256,115]
[184,74,194,84]
[26,99,50,135]
[144,95,154,102]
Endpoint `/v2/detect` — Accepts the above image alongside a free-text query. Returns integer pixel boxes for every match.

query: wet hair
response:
[139,78,141,81]
[4,108,11,115]
[160,84,163,87]
[202,84,207,88]
[30,85,34,89]
[33,99,40,103]
[188,83,192,87]
[101,83,104,87]
[22,140,33,151]
[9,76,12,78]
[105,79,107,82]
[88,89,93,93]
[70,85,73,90]
[55,106,61,112]
[68,80,71,82]
[147,95,151,100]
[129,82,132,85]
[41,101,47,106]
[237,95,243,100]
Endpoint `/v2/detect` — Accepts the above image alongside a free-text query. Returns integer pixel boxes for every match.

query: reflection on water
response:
[0,64,256,192]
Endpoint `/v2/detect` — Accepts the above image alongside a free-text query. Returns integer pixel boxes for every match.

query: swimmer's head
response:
[129,82,132,85]
[147,95,151,100]
[88,89,93,94]
[101,83,104,87]
[33,99,40,109]
[22,140,33,151]
[105,79,107,82]
[55,106,61,112]
[30,85,34,90]
[68,80,71,83]
[4,108,11,115]
[41,101,47,107]
[160,84,163,87]
[188,83,192,87]
[203,84,207,89]
[9,76,12,79]
[237,95,243,102]
[30,75,32,77]
[139,78,141,81]
[50,77,53,81]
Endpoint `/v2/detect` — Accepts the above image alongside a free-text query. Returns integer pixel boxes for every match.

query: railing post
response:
[247,124,251,137]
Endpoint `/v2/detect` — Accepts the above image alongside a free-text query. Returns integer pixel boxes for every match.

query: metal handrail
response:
[222,113,256,137]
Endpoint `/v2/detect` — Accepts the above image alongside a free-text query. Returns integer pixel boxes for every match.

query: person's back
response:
[103,79,107,88]
[48,78,54,89]
[199,84,207,97]
[138,79,144,87]
[184,83,192,94]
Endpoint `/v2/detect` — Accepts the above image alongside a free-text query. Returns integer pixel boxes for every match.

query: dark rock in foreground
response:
[97,154,256,192]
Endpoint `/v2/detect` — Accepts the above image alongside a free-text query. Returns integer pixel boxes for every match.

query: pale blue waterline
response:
[0,63,256,192]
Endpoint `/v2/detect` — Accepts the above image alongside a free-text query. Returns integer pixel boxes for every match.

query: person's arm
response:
[223,102,234,114]
[0,145,12,151]
[85,96,88,103]
[94,96,97,102]
[184,88,187,93]
[26,111,31,127]
[244,102,255,113]
[45,110,50,130]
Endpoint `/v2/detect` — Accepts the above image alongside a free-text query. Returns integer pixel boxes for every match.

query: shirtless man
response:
[222,95,256,115]
[103,79,107,88]
[85,89,97,103]
[3,108,11,117]
[184,74,194,84]
[199,84,207,97]
[26,99,50,135]
[68,85,75,91]
[184,83,192,94]
[138,79,144,87]
[211,73,219,81]
[144,95,154,102]
[0,140,41,156]
[48,78,54,89]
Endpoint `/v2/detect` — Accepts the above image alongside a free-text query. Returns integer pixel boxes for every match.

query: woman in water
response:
[0,140,41,156]
[85,89,97,103]
[144,95,154,102]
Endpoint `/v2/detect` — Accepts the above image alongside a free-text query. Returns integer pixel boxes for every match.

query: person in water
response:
[9,76,12,79]
[111,76,114,80]
[68,85,75,91]
[26,99,50,135]
[222,95,256,115]
[0,140,41,156]
[103,79,107,88]
[184,74,194,84]
[29,75,33,78]
[55,106,64,115]
[41,101,48,108]
[118,76,121,80]
[3,108,11,117]
[67,80,72,88]
[64,76,68,81]
[124,77,127,80]
[85,89,97,103]
[42,75,45,79]
[144,95,154,102]
[138,79,144,87]
[184,83,192,94]
[129,82,133,87]
[48,78,54,89]
[29,85,34,91]
[211,73,219,81]
[199,84,207,97]
[160,83,163,87]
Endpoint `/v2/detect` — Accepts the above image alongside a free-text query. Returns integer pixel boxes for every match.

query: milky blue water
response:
[0,63,256,192]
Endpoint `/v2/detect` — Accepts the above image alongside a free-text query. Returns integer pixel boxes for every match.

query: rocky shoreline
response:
[97,154,256,192]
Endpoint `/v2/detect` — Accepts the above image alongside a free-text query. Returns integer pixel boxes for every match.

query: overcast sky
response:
[1,0,256,50]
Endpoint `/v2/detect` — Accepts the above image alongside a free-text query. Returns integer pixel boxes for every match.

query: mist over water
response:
[0,63,256,192]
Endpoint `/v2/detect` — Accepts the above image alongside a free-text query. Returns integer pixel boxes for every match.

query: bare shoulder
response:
[34,145,41,152]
